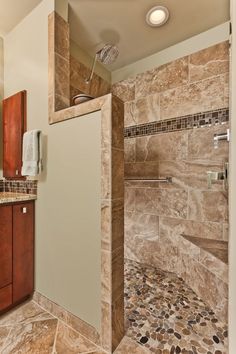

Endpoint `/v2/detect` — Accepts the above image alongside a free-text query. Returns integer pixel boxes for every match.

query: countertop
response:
[0,192,37,204]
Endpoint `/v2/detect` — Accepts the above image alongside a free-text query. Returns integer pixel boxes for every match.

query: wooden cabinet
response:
[3,91,27,178]
[0,206,12,289]
[13,202,34,303]
[0,285,12,312]
[0,201,34,313]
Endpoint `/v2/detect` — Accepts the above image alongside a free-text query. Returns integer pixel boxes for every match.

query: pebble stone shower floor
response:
[124,259,228,354]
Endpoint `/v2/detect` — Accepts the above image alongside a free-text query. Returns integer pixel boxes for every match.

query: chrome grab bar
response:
[124,177,172,183]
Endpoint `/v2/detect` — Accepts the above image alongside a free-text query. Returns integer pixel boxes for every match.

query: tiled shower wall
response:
[49,12,110,112]
[70,55,111,104]
[112,41,229,319]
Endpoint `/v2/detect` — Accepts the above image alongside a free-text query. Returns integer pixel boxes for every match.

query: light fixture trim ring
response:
[146,5,169,27]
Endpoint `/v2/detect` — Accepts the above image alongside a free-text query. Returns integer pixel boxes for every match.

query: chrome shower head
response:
[85,44,119,84]
[96,44,119,65]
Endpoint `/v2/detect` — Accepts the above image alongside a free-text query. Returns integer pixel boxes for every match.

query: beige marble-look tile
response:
[66,311,100,346]
[159,216,224,241]
[101,301,111,352]
[54,321,98,354]
[112,96,124,150]
[112,199,124,251]
[223,72,230,107]
[55,53,70,100]
[54,94,70,112]
[125,232,178,273]
[179,254,228,322]
[49,91,109,124]
[89,74,111,98]
[184,159,226,191]
[0,326,11,350]
[188,124,229,162]
[48,24,55,98]
[112,148,124,200]
[223,223,229,241]
[136,131,188,162]
[54,12,69,60]
[124,101,136,127]
[125,211,159,240]
[125,187,136,212]
[2,319,58,354]
[160,75,227,120]
[136,57,189,99]
[199,248,228,282]
[101,250,111,303]
[112,295,125,352]
[124,138,136,163]
[158,160,189,190]
[159,158,226,192]
[135,188,188,219]
[183,236,228,263]
[112,246,124,302]
[0,301,54,327]
[114,336,150,354]
[134,93,160,124]
[151,237,179,273]
[189,41,229,82]
[70,56,90,96]
[32,293,68,323]
[188,190,228,222]
[159,158,224,192]
[101,148,111,200]
[101,199,111,251]
[70,55,111,99]
[125,161,159,179]
[112,78,136,102]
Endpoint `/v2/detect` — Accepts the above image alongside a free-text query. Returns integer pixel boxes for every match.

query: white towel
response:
[21,130,42,176]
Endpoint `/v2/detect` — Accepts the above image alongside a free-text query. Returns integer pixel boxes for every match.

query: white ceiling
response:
[0,0,43,37]
[68,0,230,71]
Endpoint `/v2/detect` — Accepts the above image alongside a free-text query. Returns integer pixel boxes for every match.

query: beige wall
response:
[4,0,101,330]
[55,0,68,21]
[0,37,3,174]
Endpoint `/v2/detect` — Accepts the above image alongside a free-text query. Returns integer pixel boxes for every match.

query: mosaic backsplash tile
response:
[0,180,38,195]
[124,107,229,139]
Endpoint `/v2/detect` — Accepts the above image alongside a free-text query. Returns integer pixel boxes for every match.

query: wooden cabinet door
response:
[3,90,27,178]
[0,205,12,289]
[13,202,34,303]
[0,285,12,312]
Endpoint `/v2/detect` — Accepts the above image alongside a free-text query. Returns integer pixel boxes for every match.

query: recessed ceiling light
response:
[146,6,169,27]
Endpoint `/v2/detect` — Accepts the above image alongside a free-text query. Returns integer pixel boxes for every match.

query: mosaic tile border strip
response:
[0,179,38,195]
[124,107,229,139]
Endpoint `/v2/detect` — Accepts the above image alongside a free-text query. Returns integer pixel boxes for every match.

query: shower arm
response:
[85,53,98,84]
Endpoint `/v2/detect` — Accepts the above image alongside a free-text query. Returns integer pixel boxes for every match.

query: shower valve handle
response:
[207,163,228,189]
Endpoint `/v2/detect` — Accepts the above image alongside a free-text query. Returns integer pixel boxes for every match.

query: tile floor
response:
[0,259,228,354]
[0,299,147,354]
[125,259,228,354]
